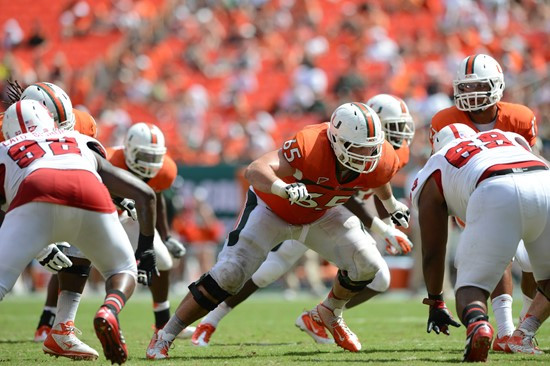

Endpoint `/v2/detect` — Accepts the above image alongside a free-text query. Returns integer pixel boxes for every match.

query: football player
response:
[412,123,550,362]
[0,99,158,364]
[147,102,411,359]
[429,54,541,351]
[190,94,415,348]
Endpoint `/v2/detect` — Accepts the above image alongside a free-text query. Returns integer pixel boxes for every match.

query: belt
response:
[477,162,548,187]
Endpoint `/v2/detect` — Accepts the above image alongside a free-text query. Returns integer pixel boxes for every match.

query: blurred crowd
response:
[2,0,550,294]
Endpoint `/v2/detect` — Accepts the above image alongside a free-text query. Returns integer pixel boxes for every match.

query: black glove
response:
[136,249,158,286]
[423,297,461,335]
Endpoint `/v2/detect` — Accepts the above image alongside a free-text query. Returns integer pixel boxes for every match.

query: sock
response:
[162,315,187,339]
[492,294,514,337]
[321,289,348,315]
[518,314,541,335]
[519,294,533,323]
[54,291,81,325]
[38,306,57,328]
[201,302,232,327]
[153,301,171,329]
[462,304,488,326]
[103,290,127,315]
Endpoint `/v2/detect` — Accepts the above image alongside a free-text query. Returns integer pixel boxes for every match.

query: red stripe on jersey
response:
[449,124,461,138]
[15,102,27,134]
[8,169,115,213]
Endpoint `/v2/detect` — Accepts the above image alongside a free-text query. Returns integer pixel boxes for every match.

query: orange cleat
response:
[93,307,128,364]
[295,311,334,344]
[463,320,493,362]
[191,323,216,346]
[309,304,361,352]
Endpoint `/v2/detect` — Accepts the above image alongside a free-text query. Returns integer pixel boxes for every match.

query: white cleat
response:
[507,331,544,355]
[177,326,197,339]
[146,329,174,360]
[42,321,99,360]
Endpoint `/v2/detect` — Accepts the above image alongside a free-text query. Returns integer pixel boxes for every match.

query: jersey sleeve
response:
[280,130,308,172]
[148,155,177,192]
[395,142,410,170]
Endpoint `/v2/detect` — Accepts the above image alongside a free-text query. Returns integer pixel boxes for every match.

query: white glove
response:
[381,196,410,228]
[370,217,413,255]
[35,243,73,273]
[164,236,186,258]
[117,198,137,221]
[271,179,311,205]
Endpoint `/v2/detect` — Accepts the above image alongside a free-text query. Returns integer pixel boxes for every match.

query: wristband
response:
[136,233,154,258]
[271,179,288,198]
[370,216,388,236]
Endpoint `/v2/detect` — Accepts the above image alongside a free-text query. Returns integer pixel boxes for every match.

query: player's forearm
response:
[371,182,393,201]
[155,192,170,240]
[422,244,446,296]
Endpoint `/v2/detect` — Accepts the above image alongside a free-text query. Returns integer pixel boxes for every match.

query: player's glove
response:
[370,217,413,255]
[381,196,410,228]
[271,179,311,205]
[136,249,158,286]
[163,236,186,258]
[423,296,461,335]
[113,197,137,221]
[36,243,73,273]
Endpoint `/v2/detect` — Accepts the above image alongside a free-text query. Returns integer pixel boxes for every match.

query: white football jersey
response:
[410,129,546,220]
[0,129,105,207]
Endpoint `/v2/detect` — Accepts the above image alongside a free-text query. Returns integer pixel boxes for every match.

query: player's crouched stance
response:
[147,102,409,358]
[0,100,158,365]
[413,124,550,362]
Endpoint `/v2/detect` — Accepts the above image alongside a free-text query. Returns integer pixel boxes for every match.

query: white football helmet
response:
[432,123,476,153]
[367,94,415,148]
[453,54,505,112]
[21,82,75,130]
[124,122,167,178]
[2,99,56,140]
[327,102,385,174]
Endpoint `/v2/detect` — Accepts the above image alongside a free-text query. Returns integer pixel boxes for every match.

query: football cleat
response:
[42,321,99,360]
[34,325,52,342]
[146,329,174,360]
[506,331,543,355]
[463,320,493,362]
[295,311,334,344]
[191,323,216,346]
[93,307,128,364]
[310,304,361,352]
[492,334,512,353]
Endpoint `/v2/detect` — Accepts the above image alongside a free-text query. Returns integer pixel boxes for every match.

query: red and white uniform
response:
[108,147,177,271]
[0,130,136,300]
[411,129,550,293]
[210,123,399,294]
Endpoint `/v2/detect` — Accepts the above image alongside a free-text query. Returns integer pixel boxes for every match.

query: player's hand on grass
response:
[423,297,461,335]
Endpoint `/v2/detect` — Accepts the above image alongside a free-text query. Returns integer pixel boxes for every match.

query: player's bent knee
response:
[155,251,173,271]
[251,256,291,288]
[367,262,390,293]
[188,273,231,311]
[537,281,550,302]
[60,264,91,277]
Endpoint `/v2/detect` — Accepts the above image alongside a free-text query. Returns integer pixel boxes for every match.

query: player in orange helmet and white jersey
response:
[147,102,411,359]
[412,124,550,362]
[429,54,542,352]
[190,94,415,348]
[0,99,158,364]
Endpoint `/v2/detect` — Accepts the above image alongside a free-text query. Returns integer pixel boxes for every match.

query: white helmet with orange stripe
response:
[432,123,476,153]
[2,99,56,140]
[327,102,385,174]
[124,122,167,178]
[367,94,415,148]
[21,82,76,131]
[453,54,505,112]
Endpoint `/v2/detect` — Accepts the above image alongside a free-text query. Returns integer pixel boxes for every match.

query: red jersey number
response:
[8,137,82,168]
[445,131,514,168]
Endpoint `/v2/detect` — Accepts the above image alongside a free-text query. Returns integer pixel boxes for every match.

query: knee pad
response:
[367,261,390,293]
[59,264,91,277]
[338,269,373,292]
[188,273,231,311]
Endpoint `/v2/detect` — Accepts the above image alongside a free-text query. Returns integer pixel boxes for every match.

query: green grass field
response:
[1,292,549,365]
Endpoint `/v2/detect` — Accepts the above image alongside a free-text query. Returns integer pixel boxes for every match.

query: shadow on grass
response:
[0,339,35,344]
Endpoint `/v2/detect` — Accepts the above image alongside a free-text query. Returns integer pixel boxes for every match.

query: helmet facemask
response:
[127,144,166,178]
[383,116,414,148]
